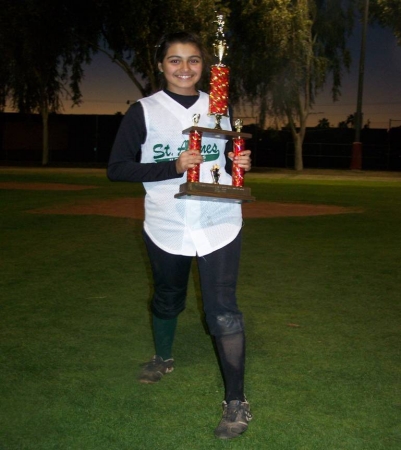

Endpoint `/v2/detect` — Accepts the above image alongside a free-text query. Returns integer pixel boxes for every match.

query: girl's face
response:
[158,42,203,96]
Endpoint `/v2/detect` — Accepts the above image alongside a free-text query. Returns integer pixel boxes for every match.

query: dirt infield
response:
[1,179,361,219]
[0,182,98,191]
[29,197,361,220]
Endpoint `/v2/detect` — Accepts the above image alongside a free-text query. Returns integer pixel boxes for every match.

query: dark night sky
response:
[60,22,401,129]
[313,22,401,128]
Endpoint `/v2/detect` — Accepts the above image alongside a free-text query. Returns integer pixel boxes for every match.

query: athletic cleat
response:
[214,399,253,439]
[138,355,174,384]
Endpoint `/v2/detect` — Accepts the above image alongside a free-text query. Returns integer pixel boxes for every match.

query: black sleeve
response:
[224,104,235,174]
[224,139,233,174]
[107,102,183,183]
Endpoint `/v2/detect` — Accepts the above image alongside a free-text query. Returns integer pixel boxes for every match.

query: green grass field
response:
[1,168,400,449]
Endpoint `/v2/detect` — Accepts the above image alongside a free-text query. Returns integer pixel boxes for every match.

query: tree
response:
[370,0,401,44]
[316,117,331,128]
[338,113,355,128]
[83,0,226,97]
[227,0,354,170]
[0,0,95,165]
[338,113,371,128]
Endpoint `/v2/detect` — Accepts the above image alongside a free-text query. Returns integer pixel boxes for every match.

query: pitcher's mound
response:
[30,197,361,219]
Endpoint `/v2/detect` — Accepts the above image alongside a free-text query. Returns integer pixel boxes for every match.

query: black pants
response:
[143,230,244,337]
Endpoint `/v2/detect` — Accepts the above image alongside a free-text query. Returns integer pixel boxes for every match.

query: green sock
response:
[152,315,177,361]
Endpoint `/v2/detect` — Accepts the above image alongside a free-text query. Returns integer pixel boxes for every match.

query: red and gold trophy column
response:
[209,65,229,128]
[187,115,202,182]
[208,15,229,129]
[232,119,245,187]
[208,16,247,189]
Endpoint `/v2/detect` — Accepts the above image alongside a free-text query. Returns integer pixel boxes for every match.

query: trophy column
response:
[208,13,229,131]
[186,114,202,183]
[232,119,246,188]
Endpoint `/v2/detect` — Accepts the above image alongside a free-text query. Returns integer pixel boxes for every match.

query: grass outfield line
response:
[0,168,400,449]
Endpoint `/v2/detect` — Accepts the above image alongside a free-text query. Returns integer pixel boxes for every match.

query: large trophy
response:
[174,14,255,203]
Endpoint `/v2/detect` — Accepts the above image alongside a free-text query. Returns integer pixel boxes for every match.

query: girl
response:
[107,31,252,440]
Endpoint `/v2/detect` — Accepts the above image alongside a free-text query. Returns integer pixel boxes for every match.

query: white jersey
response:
[139,90,242,257]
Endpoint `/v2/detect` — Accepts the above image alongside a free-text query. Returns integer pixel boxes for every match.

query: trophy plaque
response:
[174,14,255,204]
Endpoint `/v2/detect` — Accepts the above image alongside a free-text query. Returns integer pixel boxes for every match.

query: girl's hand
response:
[228,149,252,172]
[176,150,204,174]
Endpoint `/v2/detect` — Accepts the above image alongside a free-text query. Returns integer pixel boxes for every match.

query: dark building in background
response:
[1,113,400,171]
[0,113,123,165]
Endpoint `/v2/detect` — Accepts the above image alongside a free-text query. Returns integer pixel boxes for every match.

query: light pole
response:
[351,0,369,170]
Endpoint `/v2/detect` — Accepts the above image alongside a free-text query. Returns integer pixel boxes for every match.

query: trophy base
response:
[182,126,252,140]
[174,182,255,203]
